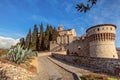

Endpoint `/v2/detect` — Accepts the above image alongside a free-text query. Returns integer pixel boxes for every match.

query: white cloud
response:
[0,36,19,49]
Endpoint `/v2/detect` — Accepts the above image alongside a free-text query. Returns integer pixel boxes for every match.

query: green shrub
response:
[80,76,88,80]
[7,44,35,66]
[108,77,118,80]
[80,74,108,80]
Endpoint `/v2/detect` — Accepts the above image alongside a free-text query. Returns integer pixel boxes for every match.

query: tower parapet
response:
[86,24,118,58]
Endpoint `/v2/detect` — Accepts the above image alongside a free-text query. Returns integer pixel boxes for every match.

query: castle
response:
[50,24,118,59]
[50,26,76,51]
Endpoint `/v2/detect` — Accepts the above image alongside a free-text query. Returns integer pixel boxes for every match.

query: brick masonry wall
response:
[52,53,120,75]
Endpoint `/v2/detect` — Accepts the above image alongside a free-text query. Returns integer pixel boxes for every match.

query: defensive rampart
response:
[52,53,120,76]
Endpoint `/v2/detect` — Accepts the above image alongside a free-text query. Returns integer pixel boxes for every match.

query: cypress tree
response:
[19,37,25,47]
[25,29,31,49]
[23,23,58,51]
[44,24,50,50]
[52,27,58,41]
[31,24,38,51]
[38,23,44,51]
[49,25,53,41]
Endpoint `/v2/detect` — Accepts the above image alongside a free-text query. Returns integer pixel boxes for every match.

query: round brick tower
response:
[86,24,118,58]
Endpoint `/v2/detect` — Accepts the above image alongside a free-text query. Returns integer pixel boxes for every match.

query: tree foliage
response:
[38,23,44,51]
[52,27,58,41]
[31,24,38,51]
[25,29,31,49]
[19,37,25,47]
[7,44,35,66]
[76,0,97,13]
[44,24,50,50]
[23,23,58,51]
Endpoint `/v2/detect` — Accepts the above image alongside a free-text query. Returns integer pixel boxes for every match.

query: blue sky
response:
[0,0,120,47]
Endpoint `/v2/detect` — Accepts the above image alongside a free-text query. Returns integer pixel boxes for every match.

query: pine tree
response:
[31,24,38,51]
[25,29,31,49]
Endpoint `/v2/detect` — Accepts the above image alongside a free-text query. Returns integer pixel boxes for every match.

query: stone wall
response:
[50,28,77,51]
[52,53,120,75]
[86,24,116,36]
[89,41,118,58]
[66,24,118,59]
[66,36,89,57]
[0,58,36,80]
[117,50,120,59]
[50,41,59,51]
[86,24,118,58]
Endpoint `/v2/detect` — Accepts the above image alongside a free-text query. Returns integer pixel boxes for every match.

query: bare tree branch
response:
[76,0,97,13]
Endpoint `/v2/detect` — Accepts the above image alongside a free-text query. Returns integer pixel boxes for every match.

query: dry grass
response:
[0,58,37,74]
[20,57,38,74]
[80,73,119,80]
[0,48,8,56]
[20,63,37,74]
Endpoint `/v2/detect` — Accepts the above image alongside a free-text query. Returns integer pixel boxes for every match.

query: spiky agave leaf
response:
[7,44,34,66]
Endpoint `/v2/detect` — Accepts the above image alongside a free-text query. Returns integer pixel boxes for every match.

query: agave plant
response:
[7,44,35,66]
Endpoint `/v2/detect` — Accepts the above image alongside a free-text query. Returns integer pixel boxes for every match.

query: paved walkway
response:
[48,56,94,76]
[33,52,74,80]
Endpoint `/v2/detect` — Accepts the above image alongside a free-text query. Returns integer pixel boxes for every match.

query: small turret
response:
[58,25,63,31]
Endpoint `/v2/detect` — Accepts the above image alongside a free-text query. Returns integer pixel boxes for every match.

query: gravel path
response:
[33,53,74,80]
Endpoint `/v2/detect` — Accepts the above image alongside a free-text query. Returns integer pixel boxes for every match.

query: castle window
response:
[113,55,115,58]
[111,27,112,30]
[77,45,81,50]
[97,28,100,31]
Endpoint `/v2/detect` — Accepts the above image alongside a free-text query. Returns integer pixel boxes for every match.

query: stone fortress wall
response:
[52,54,120,75]
[50,24,118,59]
[50,26,76,51]
[66,24,118,59]
[87,24,118,58]
[57,26,76,45]
[51,24,120,75]
[117,48,120,58]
